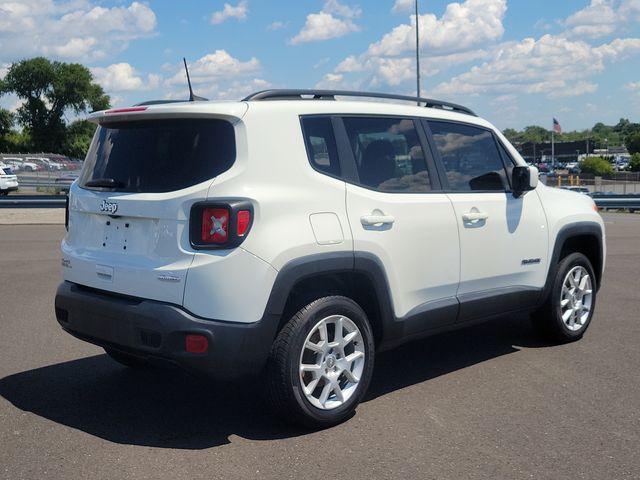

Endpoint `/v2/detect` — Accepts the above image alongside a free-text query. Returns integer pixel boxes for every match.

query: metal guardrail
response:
[0,195,66,208]
[592,194,640,210]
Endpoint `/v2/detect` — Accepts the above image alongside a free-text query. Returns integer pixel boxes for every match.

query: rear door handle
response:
[360,215,395,226]
[462,211,488,222]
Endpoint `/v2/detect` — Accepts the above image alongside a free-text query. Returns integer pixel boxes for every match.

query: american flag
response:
[553,117,562,134]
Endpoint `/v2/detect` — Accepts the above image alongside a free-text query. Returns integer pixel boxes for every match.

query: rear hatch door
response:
[62,110,242,305]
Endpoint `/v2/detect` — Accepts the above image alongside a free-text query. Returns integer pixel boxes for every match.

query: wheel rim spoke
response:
[345,351,364,364]
[300,363,322,373]
[303,377,320,396]
[342,368,360,383]
[305,340,325,354]
[319,382,333,406]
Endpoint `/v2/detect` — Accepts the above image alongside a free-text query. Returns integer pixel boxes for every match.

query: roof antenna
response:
[183,57,208,102]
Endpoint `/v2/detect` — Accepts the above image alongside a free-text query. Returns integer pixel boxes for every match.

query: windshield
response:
[79,118,236,193]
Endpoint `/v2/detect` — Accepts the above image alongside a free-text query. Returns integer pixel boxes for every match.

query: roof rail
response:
[242,89,476,116]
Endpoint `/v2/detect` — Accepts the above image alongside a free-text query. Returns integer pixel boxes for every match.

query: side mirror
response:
[512,165,538,197]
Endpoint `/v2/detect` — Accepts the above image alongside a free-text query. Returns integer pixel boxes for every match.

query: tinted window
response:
[80,119,235,193]
[300,117,340,177]
[428,121,508,192]
[343,117,431,192]
[497,141,515,188]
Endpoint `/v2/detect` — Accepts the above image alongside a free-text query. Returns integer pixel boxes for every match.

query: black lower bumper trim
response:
[54,281,280,380]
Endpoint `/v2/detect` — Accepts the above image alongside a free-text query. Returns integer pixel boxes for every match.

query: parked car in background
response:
[26,157,64,171]
[614,159,629,171]
[565,162,581,174]
[16,159,42,172]
[536,162,556,174]
[0,164,19,195]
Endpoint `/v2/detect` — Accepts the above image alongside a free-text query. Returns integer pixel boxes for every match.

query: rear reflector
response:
[185,334,209,354]
[201,207,229,244]
[237,210,251,237]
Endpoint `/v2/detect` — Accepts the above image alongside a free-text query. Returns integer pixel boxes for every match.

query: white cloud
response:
[291,12,359,44]
[323,0,361,18]
[564,0,640,39]
[548,81,599,99]
[0,0,157,63]
[167,50,261,86]
[335,55,365,73]
[210,1,248,25]
[315,73,345,89]
[214,78,272,100]
[319,0,504,91]
[91,63,162,92]
[368,0,506,57]
[51,37,97,58]
[430,35,638,98]
[392,0,414,13]
[291,1,361,44]
[626,81,640,92]
[564,0,617,38]
[267,21,286,31]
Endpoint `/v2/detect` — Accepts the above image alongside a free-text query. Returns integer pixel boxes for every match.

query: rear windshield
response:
[79,119,236,193]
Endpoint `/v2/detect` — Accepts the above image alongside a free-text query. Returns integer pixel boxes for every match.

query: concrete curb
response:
[0,209,65,225]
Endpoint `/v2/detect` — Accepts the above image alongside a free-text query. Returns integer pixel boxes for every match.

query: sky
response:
[0,0,639,132]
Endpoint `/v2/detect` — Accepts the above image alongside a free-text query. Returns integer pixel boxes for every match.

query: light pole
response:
[415,0,421,105]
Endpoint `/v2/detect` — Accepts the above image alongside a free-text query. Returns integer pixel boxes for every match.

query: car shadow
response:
[0,314,551,449]
[365,313,548,401]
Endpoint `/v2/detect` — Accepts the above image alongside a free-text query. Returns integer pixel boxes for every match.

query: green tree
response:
[0,108,14,151]
[64,120,97,158]
[522,125,549,143]
[580,156,614,176]
[0,57,109,152]
[629,153,640,172]
[503,128,521,143]
[625,132,640,155]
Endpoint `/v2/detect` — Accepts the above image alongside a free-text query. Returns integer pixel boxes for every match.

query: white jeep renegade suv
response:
[55,90,605,428]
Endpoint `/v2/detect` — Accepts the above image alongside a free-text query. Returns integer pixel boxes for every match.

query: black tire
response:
[532,252,597,343]
[104,348,151,369]
[267,296,375,429]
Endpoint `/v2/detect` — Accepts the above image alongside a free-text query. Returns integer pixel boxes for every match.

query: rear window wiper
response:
[85,178,125,189]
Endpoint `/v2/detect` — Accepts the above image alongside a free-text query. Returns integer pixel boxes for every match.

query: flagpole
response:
[551,130,555,168]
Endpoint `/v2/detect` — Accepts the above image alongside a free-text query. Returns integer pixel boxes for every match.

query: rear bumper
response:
[54,281,279,380]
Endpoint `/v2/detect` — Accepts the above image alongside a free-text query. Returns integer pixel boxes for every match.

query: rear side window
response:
[428,121,508,192]
[80,119,235,193]
[343,117,431,192]
[300,117,341,177]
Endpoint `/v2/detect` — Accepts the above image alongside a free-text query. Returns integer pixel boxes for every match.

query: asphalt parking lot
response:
[1,213,639,480]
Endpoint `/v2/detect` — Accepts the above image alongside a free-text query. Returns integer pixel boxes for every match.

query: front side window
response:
[80,119,236,193]
[343,117,431,193]
[428,121,508,192]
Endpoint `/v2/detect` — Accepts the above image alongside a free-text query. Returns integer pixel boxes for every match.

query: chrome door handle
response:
[360,215,395,226]
[462,211,488,222]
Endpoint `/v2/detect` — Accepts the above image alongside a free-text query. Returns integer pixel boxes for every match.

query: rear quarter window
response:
[80,118,236,193]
